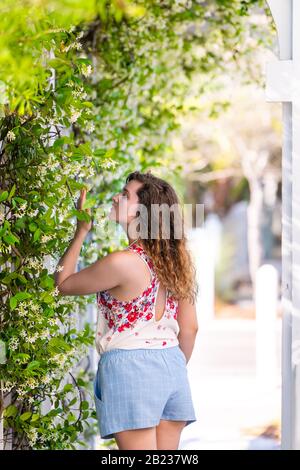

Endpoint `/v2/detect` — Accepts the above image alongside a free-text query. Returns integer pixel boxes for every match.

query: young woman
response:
[55,170,199,450]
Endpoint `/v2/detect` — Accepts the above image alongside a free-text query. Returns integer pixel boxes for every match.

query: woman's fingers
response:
[77,189,86,210]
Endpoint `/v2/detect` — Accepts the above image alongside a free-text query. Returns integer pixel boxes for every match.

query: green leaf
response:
[13,196,27,206]
[47,408,63,417]
[4,272,28,285]
[20,411,32,421]
[67,412,76,423]
[31,413,40,422]
[26,360,41,370]
[71,209,90,222]
[4,405,18,418]
[0,191,9,202]
[63,383,73,393]
[8,184,16,201]
[9,291,31,310]
[3,233,20,245]
[76,378,85,387]
[28,222,38,232]
[48,337,72,353]
[76,58,92,66]
[82,196,97,210]
[81,400,89,410]
[33,228,41,242]
[40,292,55,303]
[72,142,92,158]
[14,353,30,363]
[93,148,106,158]
[16,273,28,284]
[40,274,55,289]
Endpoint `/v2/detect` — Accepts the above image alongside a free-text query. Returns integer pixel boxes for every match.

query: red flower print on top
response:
[96,241,179,348]
[127,312,139,323]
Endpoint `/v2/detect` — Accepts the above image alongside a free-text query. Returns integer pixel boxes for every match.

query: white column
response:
[266,0,300,449]
[255,264,278,388]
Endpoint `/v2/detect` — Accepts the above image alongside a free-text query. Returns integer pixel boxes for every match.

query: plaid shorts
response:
[93,345,197,439]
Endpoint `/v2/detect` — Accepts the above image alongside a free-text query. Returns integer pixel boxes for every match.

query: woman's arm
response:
[54,187,92,289]
[53,230,130,296]
[53,188,129,296]
[54,228,87,288]
[177,297,199,364]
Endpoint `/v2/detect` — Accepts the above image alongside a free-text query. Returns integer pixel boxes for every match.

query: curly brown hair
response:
[126,170,199,305]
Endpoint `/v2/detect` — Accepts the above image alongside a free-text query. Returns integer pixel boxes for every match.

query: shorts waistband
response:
[99,345,181,360]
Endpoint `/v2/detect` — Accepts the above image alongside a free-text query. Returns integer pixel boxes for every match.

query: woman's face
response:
[109,179,144,228]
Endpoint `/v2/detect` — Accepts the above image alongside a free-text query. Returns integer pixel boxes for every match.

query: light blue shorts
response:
[93,345,197,439]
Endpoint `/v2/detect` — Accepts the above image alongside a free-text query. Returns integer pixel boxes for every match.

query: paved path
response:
[179,319,281,450]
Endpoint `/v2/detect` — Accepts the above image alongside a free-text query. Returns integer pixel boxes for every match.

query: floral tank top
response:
[95,241,180,356]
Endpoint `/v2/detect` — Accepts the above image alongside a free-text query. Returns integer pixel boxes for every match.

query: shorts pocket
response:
[93,375,104,404]
[93,377,105,431]
[177,347,187,365]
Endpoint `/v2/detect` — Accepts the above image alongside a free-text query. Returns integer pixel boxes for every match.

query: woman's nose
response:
[112,194,118,204]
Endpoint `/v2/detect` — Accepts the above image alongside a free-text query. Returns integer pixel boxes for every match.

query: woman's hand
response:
[76,188,93,235]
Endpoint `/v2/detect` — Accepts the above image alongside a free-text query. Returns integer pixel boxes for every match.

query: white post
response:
[255,264,278,388]
[266,0,300,449]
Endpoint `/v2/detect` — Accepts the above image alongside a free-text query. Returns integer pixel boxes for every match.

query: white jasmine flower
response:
[70,106,82,123]
[26,377,38,389]
[7,130,16,142]
[103,159,116,170]
[86,122,95,134]
[28,209,39,217]
[8,337,19,350]
[40,331,49,340]
[82,64,92,77]
[27,258,44,272]
[71,87,87,100]
[74,41,82,50]
[2,380,15,392]
[41,375,51,384]
[27,428,38,444]
[53,286,61,297]
[27,335,38,344]
[41,234,52,243]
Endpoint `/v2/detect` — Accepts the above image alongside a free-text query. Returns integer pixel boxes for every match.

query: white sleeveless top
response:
[95,241,180,356]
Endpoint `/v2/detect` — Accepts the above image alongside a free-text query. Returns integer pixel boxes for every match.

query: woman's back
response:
[95,240,180,355]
